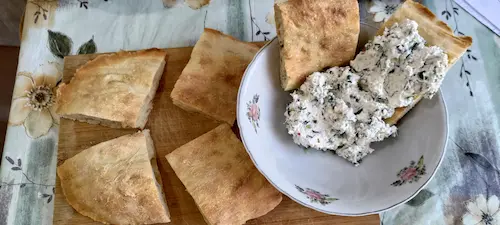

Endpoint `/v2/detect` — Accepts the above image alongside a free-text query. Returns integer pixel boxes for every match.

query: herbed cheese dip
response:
[284,20,448,165]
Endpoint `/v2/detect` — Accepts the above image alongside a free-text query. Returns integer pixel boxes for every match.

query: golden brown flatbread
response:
[170,29,260,125]
[274,0,360,91]
[382,0,472,125]
[57,130,171,225]
[166,124,282,225]
[56,49,167,129]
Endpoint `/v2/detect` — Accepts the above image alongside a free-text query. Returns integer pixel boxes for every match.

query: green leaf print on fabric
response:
[48,30,72,58]
[47,30,98,58]
[77,37,97,54]
[406,189,434,207]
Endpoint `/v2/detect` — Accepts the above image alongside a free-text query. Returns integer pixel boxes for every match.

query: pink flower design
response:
[391,155,426,186]
[296,185,338,205]
[246,94,260,133]
[249,103,260,121]
[305,189,323,200]
[400,167,417,181]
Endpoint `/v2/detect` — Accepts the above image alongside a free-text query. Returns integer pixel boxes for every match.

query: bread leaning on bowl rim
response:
[381,0,472,125]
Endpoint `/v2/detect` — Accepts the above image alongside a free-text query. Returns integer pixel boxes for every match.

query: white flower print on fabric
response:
[8,63,61,138]
[462,195,500,225]
[369,0,401,23]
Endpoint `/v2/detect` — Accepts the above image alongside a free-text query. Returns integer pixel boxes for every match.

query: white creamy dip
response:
[284,19,448,165]
[352,20,448,108]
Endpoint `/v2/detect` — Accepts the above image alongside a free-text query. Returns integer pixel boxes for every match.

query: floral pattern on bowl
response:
[246,94,260,133]
[237,36,447,216]
[296,185,338,206]
[391,155,426,186]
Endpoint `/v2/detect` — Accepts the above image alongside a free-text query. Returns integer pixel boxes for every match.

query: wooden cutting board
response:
[54,45,379,225]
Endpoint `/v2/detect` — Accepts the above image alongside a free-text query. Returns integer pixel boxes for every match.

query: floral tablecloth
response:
[1,0,499,225]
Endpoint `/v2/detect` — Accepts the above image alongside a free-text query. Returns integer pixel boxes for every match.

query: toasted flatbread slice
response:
[166,124,282,225]
[56,49,168,129]
[170,29,260,125]
[185,0,210,9]
[382,0,472,125]
[275,0,360,91]
[57,130,171,225]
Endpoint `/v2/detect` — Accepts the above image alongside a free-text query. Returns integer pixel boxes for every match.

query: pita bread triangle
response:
[57,130,170,225]
[170,29,260,125]
[56,49,168,129]
[166,124,282,225]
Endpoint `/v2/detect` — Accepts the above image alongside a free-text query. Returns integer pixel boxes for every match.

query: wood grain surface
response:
[54,46,379,225]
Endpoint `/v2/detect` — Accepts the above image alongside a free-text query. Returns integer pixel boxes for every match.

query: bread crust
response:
[275,0,360,91]
[57,130,171,225]
[56,48,168,128]
[170,28,260,125]
[166,124,282,225]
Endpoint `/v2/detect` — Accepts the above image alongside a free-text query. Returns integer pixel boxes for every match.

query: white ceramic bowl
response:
[236,38,448,215]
